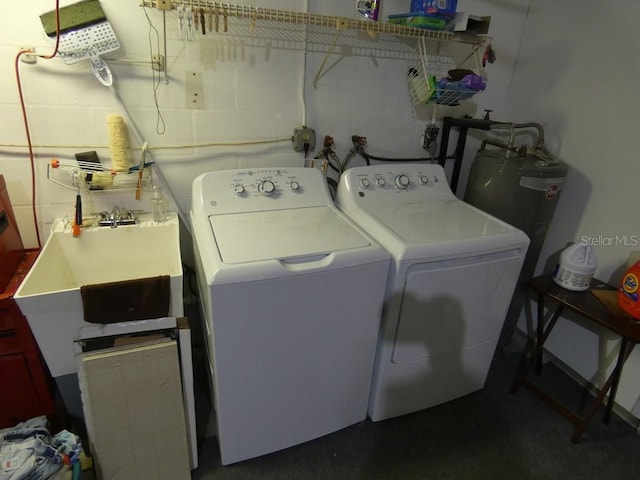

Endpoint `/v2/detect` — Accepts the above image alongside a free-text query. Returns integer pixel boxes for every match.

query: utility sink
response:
[15,213,183,377]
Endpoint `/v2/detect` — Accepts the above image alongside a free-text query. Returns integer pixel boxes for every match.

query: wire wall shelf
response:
[138,1,485,45]
[138,2,488,94]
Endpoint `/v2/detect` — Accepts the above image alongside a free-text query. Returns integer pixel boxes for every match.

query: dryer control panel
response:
[192,167,333,215]
[336,164,456,213]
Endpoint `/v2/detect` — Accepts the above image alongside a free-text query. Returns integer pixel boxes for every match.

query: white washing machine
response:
[335,164,529,422]
[190,167,390,465]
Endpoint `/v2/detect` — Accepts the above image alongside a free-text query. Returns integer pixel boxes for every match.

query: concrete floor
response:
[189,346,640,480]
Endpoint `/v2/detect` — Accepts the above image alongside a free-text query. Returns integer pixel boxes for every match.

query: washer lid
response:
[370,200,513,243]
[209,206,372,264]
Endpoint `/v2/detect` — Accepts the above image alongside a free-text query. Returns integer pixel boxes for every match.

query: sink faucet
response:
[98,206,137,228]
[109,205,121,228]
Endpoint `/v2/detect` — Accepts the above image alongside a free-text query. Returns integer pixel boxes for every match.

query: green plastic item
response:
[40,0,106,37]
[387,13,448,30]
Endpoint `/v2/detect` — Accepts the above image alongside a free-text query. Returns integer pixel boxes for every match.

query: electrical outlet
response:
[157,0,173,11]
[19,45,37,64]
[292,126,316,152]
[152,54,164,71]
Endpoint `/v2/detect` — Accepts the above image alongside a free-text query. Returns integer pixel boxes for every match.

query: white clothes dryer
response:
[335,164,529,422]
[190,167,390,465]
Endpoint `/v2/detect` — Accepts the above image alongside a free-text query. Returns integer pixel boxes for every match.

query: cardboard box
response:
[78,339,191,480]
[452,13,491,34]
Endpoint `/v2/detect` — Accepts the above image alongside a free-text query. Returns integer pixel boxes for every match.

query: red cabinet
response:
[0,174,57,428]
[0,252,58,428]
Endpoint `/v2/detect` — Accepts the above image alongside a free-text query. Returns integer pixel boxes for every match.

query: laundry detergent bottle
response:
[553,243,597,291]
[618,260,640,319]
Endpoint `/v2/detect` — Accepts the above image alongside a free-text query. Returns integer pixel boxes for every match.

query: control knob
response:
[289,181,300,191]
[232,184,245,196]
[394,174,410,189]
[418,175,429,185]
[359,178,370,188]
[257,180,276,196]
[376,177,386,187]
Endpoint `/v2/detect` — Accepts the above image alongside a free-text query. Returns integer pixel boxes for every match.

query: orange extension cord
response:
[14,0,61,248]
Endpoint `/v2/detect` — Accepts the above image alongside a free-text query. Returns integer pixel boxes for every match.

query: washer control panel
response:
[351,169,442,192]
[193,167,332,215]
[228,172,307,199]
[335,164,456,212]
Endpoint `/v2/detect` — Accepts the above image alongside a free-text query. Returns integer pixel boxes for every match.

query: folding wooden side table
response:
[511,274,640,442]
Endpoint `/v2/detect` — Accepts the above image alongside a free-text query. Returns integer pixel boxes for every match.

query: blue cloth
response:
[0,416,82,480]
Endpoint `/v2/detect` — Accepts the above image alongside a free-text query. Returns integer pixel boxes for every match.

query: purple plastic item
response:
[459,74,486,91]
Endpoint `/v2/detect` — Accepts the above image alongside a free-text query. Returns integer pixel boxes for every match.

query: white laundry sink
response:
[14,213,184,377]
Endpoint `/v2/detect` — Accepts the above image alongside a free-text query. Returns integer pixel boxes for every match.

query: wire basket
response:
[47,161,153,192]
[409,38,484,106]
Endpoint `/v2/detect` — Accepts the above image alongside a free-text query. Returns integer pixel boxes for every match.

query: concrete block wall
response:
[0,0,521,247]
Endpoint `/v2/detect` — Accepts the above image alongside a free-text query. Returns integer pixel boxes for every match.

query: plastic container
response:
[410,0,457,18]
[459,73,487,91]
[388,13,448,30]
[151,185,167,223]
[356,1,380,21]
[553,243,597,291]
[618,260,640,320]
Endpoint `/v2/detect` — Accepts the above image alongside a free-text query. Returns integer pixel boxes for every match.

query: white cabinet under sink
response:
[13,212,197,469]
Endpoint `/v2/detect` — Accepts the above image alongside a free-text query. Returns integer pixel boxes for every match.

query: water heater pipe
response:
[482,122,545,152]
[438,117,549,193]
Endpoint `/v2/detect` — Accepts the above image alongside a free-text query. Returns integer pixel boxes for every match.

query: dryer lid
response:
[369,200,513,244]
[209,206,372,264]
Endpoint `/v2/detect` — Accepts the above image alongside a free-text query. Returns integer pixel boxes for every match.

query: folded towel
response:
[80,275,171,324]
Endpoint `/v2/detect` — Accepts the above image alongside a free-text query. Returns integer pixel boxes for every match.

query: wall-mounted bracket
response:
[157,0,173,11]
